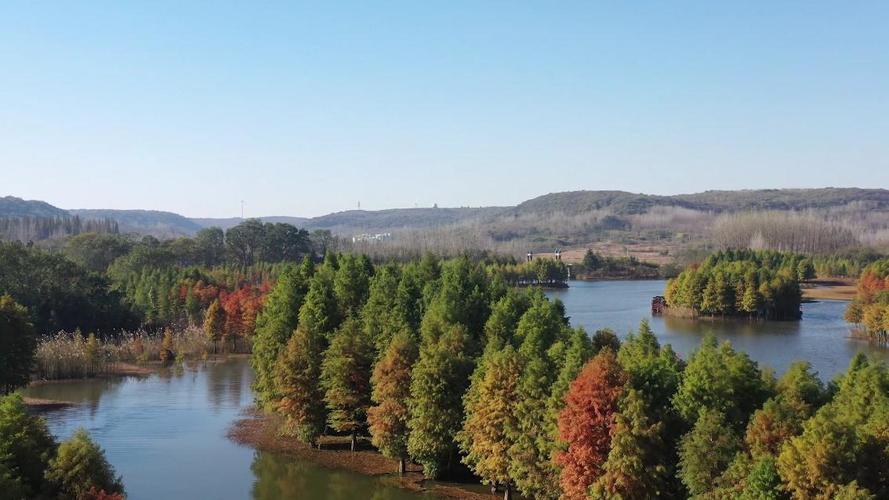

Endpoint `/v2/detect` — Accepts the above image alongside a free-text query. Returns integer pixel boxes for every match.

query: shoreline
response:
[29,354,251,386]
[22,397,76,410]
[571,275,664,282]
[801,278,857,301]
[227,410,490,500]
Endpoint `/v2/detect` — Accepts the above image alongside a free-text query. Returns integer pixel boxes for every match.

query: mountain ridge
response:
[2,188,888,242]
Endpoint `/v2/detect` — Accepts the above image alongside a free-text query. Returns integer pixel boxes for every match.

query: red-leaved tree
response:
[557,349,627,500]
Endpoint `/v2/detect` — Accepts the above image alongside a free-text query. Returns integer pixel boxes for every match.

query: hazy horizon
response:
[3,2,888,217]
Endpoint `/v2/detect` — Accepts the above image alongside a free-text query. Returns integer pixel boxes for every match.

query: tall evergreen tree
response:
[678,409,740,496]
[507,356,561,499]
[46,428,124,499]
[251,260,312,408]
[483,290,530,347]
[407,325,474,479]
[673,334,770,430]
[333,254,372,319]
[320,317,374,451]
[777,356,889,498]
[362,264,409,355]
[274,324,327,446]
[505,296,571,500]
[547,326,594,422]
[590,389,670,499]
[367,332,418,473]
[458,345,522,500]
[0,394,57,498]
[299,265,341,340]
[515,292,565,358]
[203,298,224,354]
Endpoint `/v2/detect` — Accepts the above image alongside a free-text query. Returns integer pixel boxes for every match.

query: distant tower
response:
[358,200,361,209]
[240,200,245,219]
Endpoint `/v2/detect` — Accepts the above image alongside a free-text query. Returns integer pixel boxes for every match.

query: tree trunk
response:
[398,457,406,475]
[503,484,512,500]
[350,432,357,452]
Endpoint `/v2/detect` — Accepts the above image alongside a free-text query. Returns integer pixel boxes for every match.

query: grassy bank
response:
[32,327,243,381]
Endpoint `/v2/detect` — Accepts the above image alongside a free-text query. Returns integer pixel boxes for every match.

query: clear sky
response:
[2,1,888,218]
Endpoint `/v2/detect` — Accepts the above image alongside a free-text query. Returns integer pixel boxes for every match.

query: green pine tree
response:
[320,317,374,451]
[407,325,474,479]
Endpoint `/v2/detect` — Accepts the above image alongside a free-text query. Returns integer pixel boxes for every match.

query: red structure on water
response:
[651,296,667,315]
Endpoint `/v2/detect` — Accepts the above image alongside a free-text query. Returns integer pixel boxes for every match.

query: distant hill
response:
[3,189,888,251]
[509,188,889,216]
[70,209,202,238]
[491,188,889,252]
[0,196,69,218]
[193,207,505,234]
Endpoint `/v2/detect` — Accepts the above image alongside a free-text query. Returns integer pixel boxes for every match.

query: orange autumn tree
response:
[367,331,418,473]
[845,259,889,342]
[557,349,627,500]
[219,283,268,351]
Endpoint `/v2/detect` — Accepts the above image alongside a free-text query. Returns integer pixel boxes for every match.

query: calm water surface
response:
[548,279,889,379]
[25,359,431,500]
[23,280,889,499]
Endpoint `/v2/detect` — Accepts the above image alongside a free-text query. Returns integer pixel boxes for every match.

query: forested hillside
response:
[3,189,889,256]
[70,209,202,237]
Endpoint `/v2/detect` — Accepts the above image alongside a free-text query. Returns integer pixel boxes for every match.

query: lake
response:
[547,279,889,379]
[25,280,889,499]
[25,360,432,500]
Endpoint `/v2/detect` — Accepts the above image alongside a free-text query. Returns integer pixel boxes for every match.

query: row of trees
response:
[665,250,804,320]
[0,215,118,243]
[109,259,278,331]
[845,259,889,343]
[488,257,569,287]
[0,242,137,334]
[68,220,316,274]
[576,249,662,279]
[250,251,889,498]
[711,211,859,255]
[811,249,886,278]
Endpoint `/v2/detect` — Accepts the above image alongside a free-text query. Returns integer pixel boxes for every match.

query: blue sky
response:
[2,1,888,218]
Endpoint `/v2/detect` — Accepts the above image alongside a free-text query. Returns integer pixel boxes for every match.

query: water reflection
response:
[25,376,126,416]
[250,451,427,500]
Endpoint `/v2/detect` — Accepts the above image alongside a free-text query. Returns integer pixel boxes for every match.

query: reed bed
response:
[34,326,225,381]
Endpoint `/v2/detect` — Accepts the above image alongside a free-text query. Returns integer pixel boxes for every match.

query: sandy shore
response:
[228,410,492,499]
[801,278,857,301]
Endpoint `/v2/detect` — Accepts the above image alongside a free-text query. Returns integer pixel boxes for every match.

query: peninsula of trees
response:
[248,252,889,499]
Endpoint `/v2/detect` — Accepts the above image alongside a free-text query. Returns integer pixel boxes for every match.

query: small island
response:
[662,250,805,320]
